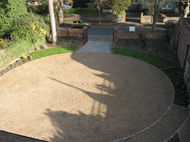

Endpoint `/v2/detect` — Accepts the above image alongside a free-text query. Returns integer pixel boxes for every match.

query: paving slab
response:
[77,41,113,53]
[0,53,174,142]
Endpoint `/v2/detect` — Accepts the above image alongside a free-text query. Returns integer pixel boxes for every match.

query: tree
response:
[178,0,190,17]
[142,0,190,31]
[57,0,64,24]
[0,0,27,37]
[112,0,131,15]
[48,0,57,43]
[152,0,161,31]
[73,0,91,8]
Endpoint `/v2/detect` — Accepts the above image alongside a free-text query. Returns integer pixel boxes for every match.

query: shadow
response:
[44,53,173,142]
[0,131,45,142]
[46,73,132,142]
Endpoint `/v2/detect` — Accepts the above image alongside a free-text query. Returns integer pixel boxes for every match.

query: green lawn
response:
[30,46,77,59]
[113,47,178,69]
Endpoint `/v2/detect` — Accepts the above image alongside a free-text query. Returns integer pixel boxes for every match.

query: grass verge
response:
[113,46,177,69]
[30,46,77,59]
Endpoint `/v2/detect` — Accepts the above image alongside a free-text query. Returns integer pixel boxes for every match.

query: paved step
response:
[88,35,113,42]
[77,41,113,54]
[113,105,190,142]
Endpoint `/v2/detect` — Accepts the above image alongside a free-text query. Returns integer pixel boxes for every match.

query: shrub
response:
[11,13,50,44]
[63,8,98,14]
[0,0,27,37]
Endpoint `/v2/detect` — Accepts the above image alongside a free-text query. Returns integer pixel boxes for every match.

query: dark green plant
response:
[11,13,50,44]
[0,0,27,37]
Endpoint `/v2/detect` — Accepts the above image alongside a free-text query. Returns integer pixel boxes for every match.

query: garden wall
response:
[116,30,165,40]
[64,14,113,23]
[57,27,83,37]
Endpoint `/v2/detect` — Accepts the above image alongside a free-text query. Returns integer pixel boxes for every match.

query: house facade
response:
[128,0,179,13]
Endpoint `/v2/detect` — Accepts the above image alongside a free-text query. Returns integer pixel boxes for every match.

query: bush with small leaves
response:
[11,13,50,44]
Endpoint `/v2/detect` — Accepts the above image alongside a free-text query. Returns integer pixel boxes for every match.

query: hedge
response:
[63,8,98,14]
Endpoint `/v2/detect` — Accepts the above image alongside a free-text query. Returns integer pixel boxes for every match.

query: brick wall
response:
[176,18,190,68]
[57,28,83,37]
[116,30,165,40]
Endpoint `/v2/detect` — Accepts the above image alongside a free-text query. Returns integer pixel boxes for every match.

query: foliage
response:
[30,46,77,59]
[178,0,189,17]
[27,0,49,15]
[73,0,91,8]
[0,39,43,70]
[63,8,98,14]
[0,0,27,37]
[11,13,50,44]
[112,0,131,15]
[113,47,177,69]
[0,38,9,49]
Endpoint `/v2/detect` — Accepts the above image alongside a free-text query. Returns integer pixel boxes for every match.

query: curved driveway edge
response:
[0,53,176,142]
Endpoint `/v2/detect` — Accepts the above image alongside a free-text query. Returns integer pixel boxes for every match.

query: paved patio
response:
[0,53,189,142]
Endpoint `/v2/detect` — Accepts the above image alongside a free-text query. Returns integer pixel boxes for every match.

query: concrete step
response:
[77,41,113,54]
[88,35,113,42]
[113,105,190,142]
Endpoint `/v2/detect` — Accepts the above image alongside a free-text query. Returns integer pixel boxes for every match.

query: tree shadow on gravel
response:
[45,53,175,142]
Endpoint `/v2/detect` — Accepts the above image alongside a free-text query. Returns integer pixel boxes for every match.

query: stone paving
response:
[77,41,113,54]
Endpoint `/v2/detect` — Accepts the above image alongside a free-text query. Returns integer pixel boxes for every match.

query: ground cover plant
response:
[0,40,40,70]
[113,46,177,69]
[30,46,77,59]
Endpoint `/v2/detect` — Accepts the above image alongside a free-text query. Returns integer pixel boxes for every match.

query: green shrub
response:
[63,8,98,14]
[11,13,50,44]
[0,38,9,49]
[0,0,27,37]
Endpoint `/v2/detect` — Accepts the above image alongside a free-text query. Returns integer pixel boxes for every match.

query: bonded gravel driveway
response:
[0,53,179,142]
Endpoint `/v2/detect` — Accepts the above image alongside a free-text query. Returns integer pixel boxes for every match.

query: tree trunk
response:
[98,9,102,25]
[58,1,64,24]
[152,0,159,31]
[58,8,64,24]
[184,3,190,18]
[48,0,57,43]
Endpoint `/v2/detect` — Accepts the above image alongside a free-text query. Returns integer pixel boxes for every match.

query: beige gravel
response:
[0,53,174,142]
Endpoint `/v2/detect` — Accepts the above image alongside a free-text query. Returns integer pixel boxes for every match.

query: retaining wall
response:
[57,28,83,37]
